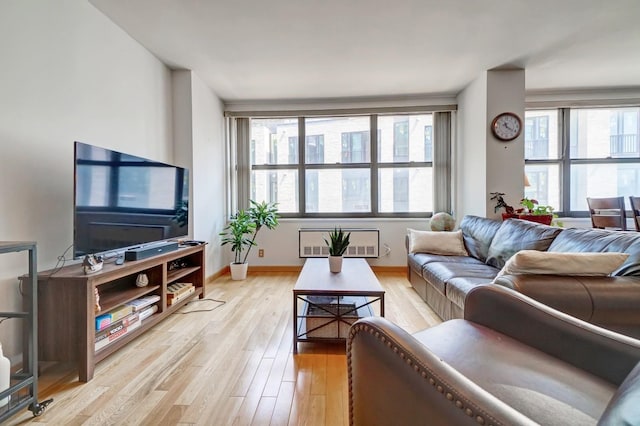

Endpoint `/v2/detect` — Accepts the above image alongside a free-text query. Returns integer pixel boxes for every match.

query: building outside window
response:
[247,113,440,217]
[341,130,369,163]
[306,135,324,163]
[424,125,433,162]
[525,107,640,215]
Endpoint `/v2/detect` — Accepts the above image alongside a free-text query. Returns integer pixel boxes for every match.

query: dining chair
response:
[586,196,627,230]
[629,196,640,231]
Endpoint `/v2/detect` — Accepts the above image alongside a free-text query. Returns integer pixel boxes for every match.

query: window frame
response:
[525,106,640,217]
[238,110,451,219]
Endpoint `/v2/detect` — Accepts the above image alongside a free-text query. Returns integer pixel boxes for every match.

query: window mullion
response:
[299,117,306,214]
[370,114,378,215]
[561,108,571,214]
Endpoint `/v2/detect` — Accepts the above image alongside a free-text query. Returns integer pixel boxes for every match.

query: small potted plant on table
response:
[518,198,556,225]
[324,227,351,273]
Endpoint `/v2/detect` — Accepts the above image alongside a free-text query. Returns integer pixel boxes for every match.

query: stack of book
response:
[167,282,194,306]
[125,294,161,312]
[94,295,161,351]
[95,312,141,351]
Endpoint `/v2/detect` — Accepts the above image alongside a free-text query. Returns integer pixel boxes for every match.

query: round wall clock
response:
[491,112,522,141]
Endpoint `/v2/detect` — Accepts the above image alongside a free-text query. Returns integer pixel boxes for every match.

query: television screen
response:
[74,142,189,258]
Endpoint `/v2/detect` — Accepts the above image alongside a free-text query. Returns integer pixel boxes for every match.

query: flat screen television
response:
[74,141,189,258]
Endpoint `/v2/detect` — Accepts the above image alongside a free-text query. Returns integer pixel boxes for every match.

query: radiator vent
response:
[298,228,379,258]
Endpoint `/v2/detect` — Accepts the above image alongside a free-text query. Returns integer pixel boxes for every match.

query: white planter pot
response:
[328,255,343,273]
[230,262,249,280]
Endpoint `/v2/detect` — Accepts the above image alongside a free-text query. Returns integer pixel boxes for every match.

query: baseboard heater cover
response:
[298,228,379,258]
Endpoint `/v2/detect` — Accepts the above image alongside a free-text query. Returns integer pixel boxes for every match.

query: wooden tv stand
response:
[36,244,205,382]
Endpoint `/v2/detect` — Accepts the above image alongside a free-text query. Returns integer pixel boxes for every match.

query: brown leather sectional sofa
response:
[407,215,640,338]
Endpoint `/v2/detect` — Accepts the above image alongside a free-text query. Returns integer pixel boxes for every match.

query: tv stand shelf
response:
[36,244,205,382]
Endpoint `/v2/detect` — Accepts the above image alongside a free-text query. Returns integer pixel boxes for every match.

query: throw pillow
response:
[407,229,468,256]
[496,250,629,277]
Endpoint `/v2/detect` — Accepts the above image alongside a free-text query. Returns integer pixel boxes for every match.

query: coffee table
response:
[293,257,385,353]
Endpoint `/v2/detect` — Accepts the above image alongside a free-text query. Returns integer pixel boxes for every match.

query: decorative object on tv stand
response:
[430,212,456,232]
[324,227,351,273]
[82,254,103,274]
[135,273,149,288]
[219,200,279,280]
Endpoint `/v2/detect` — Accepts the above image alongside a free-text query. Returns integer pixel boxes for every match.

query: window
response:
[305,135,324,163]
[243,112,446,217]
[341,130,369,163]
[424,125,433,162]
[525,116,549,159]
[525,107,640,215]
[610,109,639,157]
[393,120,409,161]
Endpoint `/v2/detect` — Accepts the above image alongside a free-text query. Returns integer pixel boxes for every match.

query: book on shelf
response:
[95,312,141,351]
[125,294,161,312]
[95,304,134,331]
[139,304,158,322]
[167,284,195,306]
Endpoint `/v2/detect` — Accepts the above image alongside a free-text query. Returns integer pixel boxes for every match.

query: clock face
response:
[491,113,522,141]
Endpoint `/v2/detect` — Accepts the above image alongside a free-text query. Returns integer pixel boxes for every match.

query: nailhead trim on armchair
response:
[347,322,497,426]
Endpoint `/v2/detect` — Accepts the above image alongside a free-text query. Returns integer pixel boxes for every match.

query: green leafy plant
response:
[219,210,256,264]
[519,198,555,215]
[519,198,563,227]
[243,200,279,263]
[219,200,279,264]
[324,227,351,256]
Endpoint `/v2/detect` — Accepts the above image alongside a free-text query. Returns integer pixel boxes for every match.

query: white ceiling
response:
[90,0,640,102]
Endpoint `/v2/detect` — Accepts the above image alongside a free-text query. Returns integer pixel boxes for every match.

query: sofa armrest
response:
[347,316,537,426]
[464,284,640,385]
[493,274,595,320]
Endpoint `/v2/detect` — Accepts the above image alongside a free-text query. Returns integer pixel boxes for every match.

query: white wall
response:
[455,69,525,221]
[173,70,227,274]
[456,72,488,221]
[0,0,172,358]
[243,218,432,268]
[486,70,525,217]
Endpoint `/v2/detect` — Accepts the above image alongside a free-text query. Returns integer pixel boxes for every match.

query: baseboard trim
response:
[208,264,407,279]
[371,266,407,274]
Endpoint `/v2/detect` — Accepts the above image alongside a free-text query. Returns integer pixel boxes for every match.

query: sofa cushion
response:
[548,228,640,276]
[459,215,503,262]
[486,219,563,269]
[422,262,499,294]
[598,361,640,426]
[497,250,629,277]
[407,229,468,256]
[408,253,484,277]
[413,320,617,425]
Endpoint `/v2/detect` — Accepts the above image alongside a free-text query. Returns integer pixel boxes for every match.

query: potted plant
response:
[243,200,279,263]
[324,227,351,273]
[219,210,255,280]
[491,193,560,226]
[518,198,557,226]
[219,200,279,280]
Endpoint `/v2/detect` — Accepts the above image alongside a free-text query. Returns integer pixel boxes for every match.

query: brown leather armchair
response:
[347,285,640,425]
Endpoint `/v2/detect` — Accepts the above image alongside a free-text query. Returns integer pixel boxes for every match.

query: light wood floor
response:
[8,270,441,426]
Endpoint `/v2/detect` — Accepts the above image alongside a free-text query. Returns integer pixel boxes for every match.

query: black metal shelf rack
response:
[0,241,51,422]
